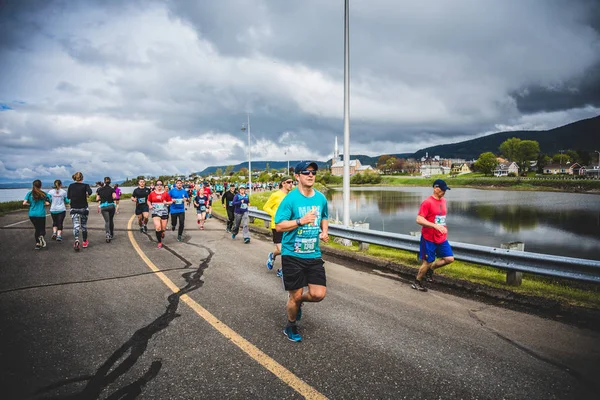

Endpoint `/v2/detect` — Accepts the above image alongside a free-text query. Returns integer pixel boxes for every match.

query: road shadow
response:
[31,238,214,400]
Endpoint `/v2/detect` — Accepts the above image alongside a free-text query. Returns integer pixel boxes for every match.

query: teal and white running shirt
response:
[275,189,328,259]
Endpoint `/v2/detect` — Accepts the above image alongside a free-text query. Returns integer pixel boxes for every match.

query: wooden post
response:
[501,242,525,286]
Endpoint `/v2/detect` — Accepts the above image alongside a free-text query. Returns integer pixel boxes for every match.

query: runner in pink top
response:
[114,184,122,214]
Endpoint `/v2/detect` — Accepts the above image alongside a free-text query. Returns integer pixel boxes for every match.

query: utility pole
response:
[241,114,252,195]
[342,0,351,227]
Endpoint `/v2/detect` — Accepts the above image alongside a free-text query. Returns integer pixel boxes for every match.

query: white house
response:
[494,162,519,176]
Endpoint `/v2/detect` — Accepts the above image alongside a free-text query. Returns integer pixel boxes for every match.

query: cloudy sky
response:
[1,0,599,182]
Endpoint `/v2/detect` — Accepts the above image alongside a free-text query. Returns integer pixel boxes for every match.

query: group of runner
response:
[23,162,451,342]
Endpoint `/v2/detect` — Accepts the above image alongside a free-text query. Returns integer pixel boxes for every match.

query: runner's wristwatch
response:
[296,219,302,226]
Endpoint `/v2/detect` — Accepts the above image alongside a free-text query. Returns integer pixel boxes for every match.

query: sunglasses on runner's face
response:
[299,170,317,176]
[284,181,293,184]
[156,183,163,186]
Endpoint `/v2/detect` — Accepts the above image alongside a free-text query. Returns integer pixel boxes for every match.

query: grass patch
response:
[0,200,28,215]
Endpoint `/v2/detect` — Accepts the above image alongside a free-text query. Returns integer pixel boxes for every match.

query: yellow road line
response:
[127,215,327,399]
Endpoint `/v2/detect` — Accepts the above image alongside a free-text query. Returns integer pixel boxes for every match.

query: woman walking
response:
[114,183,122,214]
[96,176,117,243]
[23,180,51,250]
[147,180,172,248]
[67,171,92,251]
[48,179,69,241]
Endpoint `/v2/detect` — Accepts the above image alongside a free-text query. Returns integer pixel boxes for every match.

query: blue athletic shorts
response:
[419,237,453,263]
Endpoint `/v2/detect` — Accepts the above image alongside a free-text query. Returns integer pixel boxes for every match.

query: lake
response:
[326,187,600,261]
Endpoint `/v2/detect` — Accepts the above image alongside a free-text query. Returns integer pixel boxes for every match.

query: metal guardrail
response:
[249,209,600,283]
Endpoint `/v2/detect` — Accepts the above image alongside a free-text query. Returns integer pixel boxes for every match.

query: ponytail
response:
[31,179,46,201]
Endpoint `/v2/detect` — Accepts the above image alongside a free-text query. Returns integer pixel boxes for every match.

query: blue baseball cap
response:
[433,179,450,191]
[294,161,319,174]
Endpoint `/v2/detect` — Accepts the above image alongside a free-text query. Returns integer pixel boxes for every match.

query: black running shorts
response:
[281,255,326,291]
[135,205,149,215]
[152,213,169,220]
[271,229,283,244]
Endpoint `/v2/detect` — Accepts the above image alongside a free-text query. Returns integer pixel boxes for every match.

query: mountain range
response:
[198,115,600,174]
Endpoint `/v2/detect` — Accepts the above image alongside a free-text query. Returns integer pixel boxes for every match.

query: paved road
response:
[1,201,599,399]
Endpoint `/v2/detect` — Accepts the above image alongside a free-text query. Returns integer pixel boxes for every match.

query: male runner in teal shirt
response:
[275,161,329,342]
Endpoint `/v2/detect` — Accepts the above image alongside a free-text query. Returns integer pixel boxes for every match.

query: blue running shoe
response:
[276,269,282,278]
[283,326,302,342]
[231,234,236,239]
[266,252,274,270]
[296,304,302,322]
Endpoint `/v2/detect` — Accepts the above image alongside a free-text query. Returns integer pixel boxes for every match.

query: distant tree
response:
[258,171,270,182]
[499,138,521,162]
[265,163,270,173]
[405,158,419,175]
[474,152,498,176]
[384,157,397,174]
[500,138,539,175]
[225,165,234,176]
[377,155,392,169]
[215,168,223,177]
[392,158,406,173]
[536,154,552,173]
[238,167,248,177]
[517,140,540,174]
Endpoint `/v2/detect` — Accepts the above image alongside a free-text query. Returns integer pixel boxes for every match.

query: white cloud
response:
[0,0,599,181]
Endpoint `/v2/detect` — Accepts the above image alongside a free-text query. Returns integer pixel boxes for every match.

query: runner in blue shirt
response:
[231,186,250,243]
[275,161,329,342]
[169,179,189,241]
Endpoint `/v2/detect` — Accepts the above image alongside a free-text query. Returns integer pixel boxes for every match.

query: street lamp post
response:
[241,114,252,196]
[595,150,600,168]
[342,0,351,227]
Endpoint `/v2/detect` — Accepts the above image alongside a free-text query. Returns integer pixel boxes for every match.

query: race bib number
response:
[154,203,165,210]
[200,206,206,211]
[435,215,446,226]
[174,198,184,204]
[138,198,146,204]
[294,238,317,254]
[228,201,233,206]
[240,203,248,210]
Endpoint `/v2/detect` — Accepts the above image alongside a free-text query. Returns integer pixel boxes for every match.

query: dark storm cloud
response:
[514,64,600,113]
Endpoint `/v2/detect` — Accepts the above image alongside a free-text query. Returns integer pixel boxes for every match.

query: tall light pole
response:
[241,114,252,196]
[595,150,600,168]
[342,0,351,227]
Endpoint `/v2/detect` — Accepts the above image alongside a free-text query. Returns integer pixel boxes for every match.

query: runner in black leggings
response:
[67,172,92,251]
[96,176,117,243]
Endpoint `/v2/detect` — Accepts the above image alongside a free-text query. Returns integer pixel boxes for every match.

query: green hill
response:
[412,115,600,160]
[199,115,600,174]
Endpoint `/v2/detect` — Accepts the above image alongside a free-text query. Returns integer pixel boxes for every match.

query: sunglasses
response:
[156,183,163,186]
[299,170,317,176]
[284,180,293,184]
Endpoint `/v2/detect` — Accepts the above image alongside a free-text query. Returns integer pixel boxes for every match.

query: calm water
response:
[326,187,600,261]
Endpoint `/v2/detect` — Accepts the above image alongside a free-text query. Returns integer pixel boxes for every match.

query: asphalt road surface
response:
[1,200,599,399]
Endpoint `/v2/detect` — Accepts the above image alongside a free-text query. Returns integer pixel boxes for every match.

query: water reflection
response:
[326,187,600,260]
